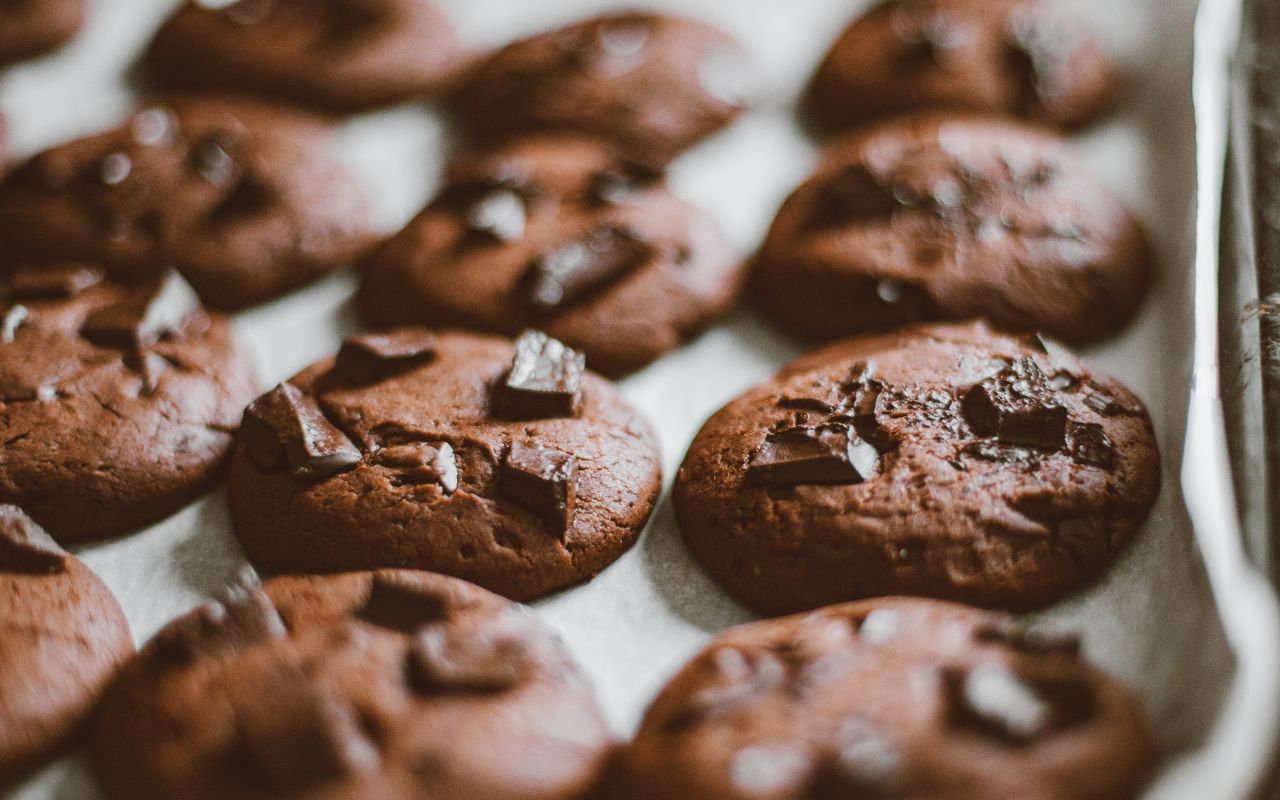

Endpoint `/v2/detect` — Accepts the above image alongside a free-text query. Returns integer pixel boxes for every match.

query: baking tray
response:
[3,0,1278,797]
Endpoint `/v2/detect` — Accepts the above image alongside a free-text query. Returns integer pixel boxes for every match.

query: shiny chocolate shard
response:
[10,264,102,299]
[494,330,585,420]
[408,616,538,694]
[943,663,1095,744]
[962,357,1067,450]
[745,423,879,487]
[1083,389,1122,416]
[356,572,450,633]
[522,224,652,313]
[333,329,436,384]
[374,441,458,492]
[154,585,287,664]
[81,269,202,349]
[0,505,67,573]
[1066,421,1115,469]
[500,440,577,534]
[240,383,362,480]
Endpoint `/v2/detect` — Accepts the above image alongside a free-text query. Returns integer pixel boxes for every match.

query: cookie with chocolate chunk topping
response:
[91,570,611,800]
[229,328,660,600]
[674,322,1159,615]
[602,597,1153,800]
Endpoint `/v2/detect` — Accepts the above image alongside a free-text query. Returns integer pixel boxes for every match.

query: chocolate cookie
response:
[0,96,373,310]
[673,322,1160,616]
[603,597,1154,800]
[0,0,86,66]
[802,0,1117,133]
[0,506,133,782]
[228,328,661,600]
[751,115,1149,344]
[145,0,467,113]
[359,135,744,377]
[91,570,612,800]
[448,12,749,165]
[0,265,259,542]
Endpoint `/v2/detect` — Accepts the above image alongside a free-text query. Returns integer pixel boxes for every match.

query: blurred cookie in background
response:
[0,0,87,67]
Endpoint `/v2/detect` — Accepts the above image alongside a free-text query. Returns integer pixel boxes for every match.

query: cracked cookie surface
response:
[228,329,661,600]
[91,570,611,800]
[0,266,258,542]
[673,322,1159,615]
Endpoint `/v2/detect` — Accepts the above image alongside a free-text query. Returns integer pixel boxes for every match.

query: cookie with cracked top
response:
[673,322,1159,616]
[802,0,1117,133]
[228,328,661,600]
[0,265,258,542]
[447,12,749,165]
[0,0,86,67]
[145,0,467,113]
[751,115,1149,344]
[602,596,1153,800]
[91,569,612,800]
[0,96,373,310]
[0,505,133,782]
[359,134,744,377]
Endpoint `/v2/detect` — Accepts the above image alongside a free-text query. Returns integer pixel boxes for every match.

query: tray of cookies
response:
[2,0,1277,798]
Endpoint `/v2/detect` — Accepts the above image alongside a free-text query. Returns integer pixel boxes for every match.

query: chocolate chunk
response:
[408,616,539,693]
[585,160,662,206]
[0,505,67,573]
[664,648,786,732]
[974,620,1082,657]
[1050,371,1079,391]
[10,264,102,298]
[240,383,362,480]
[494,330,585,420]
[500,441,577,533]
[374,442,458,492]
[155,586,287,664]
[943,664,1094,743]
[745,423,879,487]
[1,305,28,344]
[522,224,653,313]
[239,677,379,788]
[812,718,907,797]
[81,270,202,349]
[1067,421,1114,469]
[895,12,953,67]
[960,440,1040,469]
[356,572,450,633]
[962,357,1067,450]
[126,351,172,393]
[189,132,241,188]
[334,330,436,384]
[777,397,836,413]
[464,187,527,243]
[812,164,902,228]
[1084,390,1122,416]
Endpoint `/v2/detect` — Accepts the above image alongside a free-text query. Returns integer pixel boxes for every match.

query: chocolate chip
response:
[943,664,1095,743]
[334,330,436,384]
[190,132,240,187]
[1050,371,1079,391]
[1,305,28,344]
[960,440,1040,469]
[240,383,362,480]
[356,572,450,633]
[522,224,653,313]
[1067,421,1114,469]
[238,677,379,789]
[408,615,539,693]
[81,270,203,349]
[464,188,526,243]
[745,423,879,487]
[585,160,662,206]
[1084,390,1122,416]
[10,264,102,299]
[895,11,953,67]
[494,330,585,420]
[155,585,286,664]
[664,648,786,731]
[777,397,836,413]
[812,718,906,797]
[374,442,457,492]
[974,620,1082,657]
[500,441,577,533]
[0,505,66,573]
[962,357,1067,450]
[812,163,903,229]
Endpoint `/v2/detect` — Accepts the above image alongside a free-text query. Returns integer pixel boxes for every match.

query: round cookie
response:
[0,505,133,782]
[359,134,744,377]
[0,265,259,542]
[673,322,1160,616]
[802,0,1117,133]
[0,96,373,310]
[146,0,467,114]
[751,115,1149,344]
[228,328,661,600]
[91,570,612,800]
[0,0,86,67]
[448,12,749,165]
[602,597,1154,800]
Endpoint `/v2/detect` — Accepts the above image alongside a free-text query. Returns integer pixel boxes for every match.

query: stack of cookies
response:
[0,1,1166,798]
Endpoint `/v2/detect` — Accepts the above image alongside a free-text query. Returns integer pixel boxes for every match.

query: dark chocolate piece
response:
[0,504,67,573]
[334,330,436,384]
[663,648,786,732]
[960,440,1040,469]
[585,160,662,206]
[464,187,527,243]
[240,383,362,480]
[494,330,585,420]
[155,586,287,664]
[374,442,458,492]
[1083,390,1121,416]
[811,163,902,228]
[500,441,577,533]
[1067,421,1115,469]
[10,264,102,299]
[1,305,28,344]
[745,423,879,486]
[943,664,1094,743]
[974,620,1082,657]
[356,572,450,633]
[962,357,1067,450]
[777,397,837,413]
[811,718,908,796]
[522,224,652,313]
[408,620,536,693]
[188,132,241,188]
[81,270,202,349]
[127,351,172,393]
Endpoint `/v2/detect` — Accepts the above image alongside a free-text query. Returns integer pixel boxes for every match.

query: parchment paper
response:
[2,0,1274,797]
